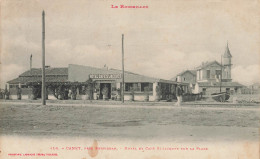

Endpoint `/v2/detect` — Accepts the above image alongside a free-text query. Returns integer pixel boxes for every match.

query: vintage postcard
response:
[0,0,259,159]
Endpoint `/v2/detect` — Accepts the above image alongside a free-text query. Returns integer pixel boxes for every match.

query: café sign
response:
[89,74,122,79]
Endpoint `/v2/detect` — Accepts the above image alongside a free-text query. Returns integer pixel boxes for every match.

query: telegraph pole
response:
[122,34,125,103]
[220,55,222,92]
[42,10,46,105]
[30,54,32,71]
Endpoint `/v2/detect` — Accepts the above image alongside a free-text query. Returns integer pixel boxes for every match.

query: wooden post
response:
[220,55,222,92]
[122,34,125,103]
[42,10,46,105]
[30,54,32,70]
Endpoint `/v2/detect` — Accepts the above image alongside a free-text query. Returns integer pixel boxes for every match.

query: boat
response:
[211,92,230,102]
[211,54,230,102]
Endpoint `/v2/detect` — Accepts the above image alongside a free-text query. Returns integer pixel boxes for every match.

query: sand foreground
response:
[0,102,259,159]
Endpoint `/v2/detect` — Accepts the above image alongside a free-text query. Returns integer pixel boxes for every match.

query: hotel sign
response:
[89,74,122,79]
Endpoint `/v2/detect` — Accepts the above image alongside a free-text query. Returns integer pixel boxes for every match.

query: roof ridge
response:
[69,64,104,70]
[30,67,68,69]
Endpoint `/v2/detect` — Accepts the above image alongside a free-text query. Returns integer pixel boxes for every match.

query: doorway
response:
[34,85,42,98]
[202,88,207,95]
[100,83,111,99]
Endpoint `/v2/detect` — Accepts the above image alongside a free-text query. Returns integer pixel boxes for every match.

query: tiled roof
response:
[69,64,161,83]
[8,65,182,85]
[68,64,180,84]
[190,70,197,75]
[111,68,180,84]
[117,72,160,83]
[170,70,196,81]
[7,67,68,84]
[20,67,68,76]
[109,68,139,75]
[177,70,196,76]
[198,82,244,87]
[8,76,68,84]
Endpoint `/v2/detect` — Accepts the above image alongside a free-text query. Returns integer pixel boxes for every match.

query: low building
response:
[7,67,68,100]
[7,64,189,101]
[171,70,197,94]
[68,64,189,101]
[171,70,196,84]
[194,82,244,95]
[241,83,260,94]
[250,83,260,94]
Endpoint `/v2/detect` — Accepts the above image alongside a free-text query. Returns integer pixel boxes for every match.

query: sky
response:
[1,0,259,88]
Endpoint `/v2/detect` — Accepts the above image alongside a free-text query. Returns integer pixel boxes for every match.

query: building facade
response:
[172,43,243,95]
[171,70,196,84]
[6,64,189,101]
[196,61,223,83]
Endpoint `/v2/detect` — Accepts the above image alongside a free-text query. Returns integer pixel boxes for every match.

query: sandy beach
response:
[0,101,259,159]
[0,101,259,140]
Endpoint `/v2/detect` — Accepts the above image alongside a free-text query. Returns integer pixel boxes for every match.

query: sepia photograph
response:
[0,0,259,159]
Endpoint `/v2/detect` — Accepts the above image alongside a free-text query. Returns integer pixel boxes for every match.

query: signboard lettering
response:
[89,74,122,79]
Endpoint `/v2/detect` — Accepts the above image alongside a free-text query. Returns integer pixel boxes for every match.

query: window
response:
[133,83,139,91]
[183,77,186,81]
[141,83,153,92]
[207,70,210,78]
[215,70,221,79]
[141,83,149,92]
[125,83,153,92]
[21,85,28,88]
[125,83,133,91]
[79,86,84,95]
[202,88,206,95]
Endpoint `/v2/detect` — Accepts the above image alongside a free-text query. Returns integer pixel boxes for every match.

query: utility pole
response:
[220,55,222,92]
[122,34,125,103]
[42,10,46,105]
[30,54,32,75]
[30,54,32,71]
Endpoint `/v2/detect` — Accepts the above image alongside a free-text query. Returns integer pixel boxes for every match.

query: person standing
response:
[175,84,183,106]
